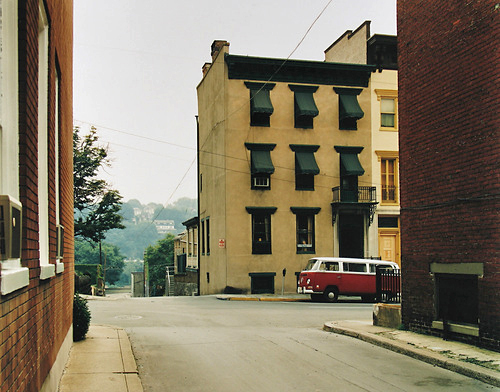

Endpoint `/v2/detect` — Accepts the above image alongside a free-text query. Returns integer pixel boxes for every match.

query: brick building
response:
[398,1,499,349]
[0,0,74,391]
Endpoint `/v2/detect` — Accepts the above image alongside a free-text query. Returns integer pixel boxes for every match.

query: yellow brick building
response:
[197,23,398,294]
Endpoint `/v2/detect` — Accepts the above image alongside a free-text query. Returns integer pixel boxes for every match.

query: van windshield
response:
[304,260,317,270]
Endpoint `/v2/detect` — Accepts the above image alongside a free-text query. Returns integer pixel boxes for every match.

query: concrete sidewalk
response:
[218,294,500,388]
[58,325,143,392]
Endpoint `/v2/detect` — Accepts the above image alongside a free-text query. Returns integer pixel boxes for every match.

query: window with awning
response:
[290,144,320,190]
[245,82,275,127]
[335,146,364,202]
[245,143,276,190]
[289,85,319,129]
[340,153,365,176]
[334,87,364,130]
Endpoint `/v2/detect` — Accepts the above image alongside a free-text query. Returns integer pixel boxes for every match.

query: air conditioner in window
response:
[0,195,22,260]
[56,224,65,259]
[253,176,269,188]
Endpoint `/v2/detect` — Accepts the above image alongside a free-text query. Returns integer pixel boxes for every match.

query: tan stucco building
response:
[197,22,398,295]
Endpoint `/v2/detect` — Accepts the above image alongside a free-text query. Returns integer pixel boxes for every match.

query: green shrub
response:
[73,294,91,341]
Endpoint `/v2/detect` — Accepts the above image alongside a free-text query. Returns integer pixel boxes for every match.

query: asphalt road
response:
[88,295,495,391]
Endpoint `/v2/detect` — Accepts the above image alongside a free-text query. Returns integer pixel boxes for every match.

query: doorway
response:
[339,214,364,258]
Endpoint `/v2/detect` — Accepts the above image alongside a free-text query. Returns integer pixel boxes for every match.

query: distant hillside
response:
[104,197,197,260]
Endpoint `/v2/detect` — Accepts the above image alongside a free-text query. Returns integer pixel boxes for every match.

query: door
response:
[378,230,400,266]
[339,214,364,258]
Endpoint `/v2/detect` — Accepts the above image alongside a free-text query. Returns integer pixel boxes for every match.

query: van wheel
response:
[311,294,322,302]
[323,287,338,303]
[361,295,375,303]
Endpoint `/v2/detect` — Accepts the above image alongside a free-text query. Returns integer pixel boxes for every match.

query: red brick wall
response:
[0,1,74,391]
[398,0,499,349]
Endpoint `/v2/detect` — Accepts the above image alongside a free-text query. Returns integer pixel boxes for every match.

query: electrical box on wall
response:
[0,195,22,260]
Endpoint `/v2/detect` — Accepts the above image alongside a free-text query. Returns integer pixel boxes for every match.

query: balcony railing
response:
[332,186,377,203]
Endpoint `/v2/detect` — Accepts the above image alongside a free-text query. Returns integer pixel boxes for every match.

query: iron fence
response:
[376,266,401,303]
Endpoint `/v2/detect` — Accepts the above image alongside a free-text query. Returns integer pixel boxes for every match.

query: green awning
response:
[251,150,275,174]
[295,92,319,117]
[338,94,364,121]
[340,153,364,176]
[250,89,273,115]
[295,151,319,175]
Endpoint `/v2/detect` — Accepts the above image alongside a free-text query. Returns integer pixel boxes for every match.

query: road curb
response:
[323,322,500,388]
[216,295,307,302]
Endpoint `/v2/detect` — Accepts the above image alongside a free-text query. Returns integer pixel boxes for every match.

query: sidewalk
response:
[218,294,500,388]
[59,325,143,392]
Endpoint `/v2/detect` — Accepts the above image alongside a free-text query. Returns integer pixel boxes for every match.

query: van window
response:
[304,260,317,270]
[319,262,339,271]
[369,264,394,273]
[344,262,367,273]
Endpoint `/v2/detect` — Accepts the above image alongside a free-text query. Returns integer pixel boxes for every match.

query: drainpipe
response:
[196,115,200,296]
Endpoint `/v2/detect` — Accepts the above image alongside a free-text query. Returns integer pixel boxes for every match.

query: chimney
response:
[211,40,229,61]
[202,62,211,77]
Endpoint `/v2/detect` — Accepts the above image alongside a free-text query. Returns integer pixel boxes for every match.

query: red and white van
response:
[297,257,400,302]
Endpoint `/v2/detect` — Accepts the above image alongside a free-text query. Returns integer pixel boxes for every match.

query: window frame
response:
[289,85,319,129]
[376,151,399,205]
[375,89,398,131]
[290,144,320,191]
[244,82,275,127]
[246,207,276,255]
[290,207,320,254]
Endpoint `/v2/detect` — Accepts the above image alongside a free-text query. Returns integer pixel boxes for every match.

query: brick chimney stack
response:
[211,40,229,61]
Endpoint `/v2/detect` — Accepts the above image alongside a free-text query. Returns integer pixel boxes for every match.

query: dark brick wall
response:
[0,1,74,391]
[398,0,499,350]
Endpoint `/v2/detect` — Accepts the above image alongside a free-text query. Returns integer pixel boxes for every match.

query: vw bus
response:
[297,257,400,302]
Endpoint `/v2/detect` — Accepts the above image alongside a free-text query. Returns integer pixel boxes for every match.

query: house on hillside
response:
[196,22,398,295]
[173,217,198,295]
[0,1,74,391]
[398,1,499,349]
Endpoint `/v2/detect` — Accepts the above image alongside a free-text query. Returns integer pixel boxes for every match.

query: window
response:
[246,207,277,254]
[319,262,339,271]
[291,207,320,254]
[290,144,319,191]
[335,146,365,202]
[54,69,64,273]
[0,2,30,294]
[38,0,54,279]
[376,151,399,204]
[376,90,398,130]
[381,98,396,127]
[289,85,319,129]
[201,220,205,255]
[334,87,364,130]
[245,143,276,190]
[344,262,367,273]
[206,217,210,255]
[244,82,275,127]
[381,158,397,203]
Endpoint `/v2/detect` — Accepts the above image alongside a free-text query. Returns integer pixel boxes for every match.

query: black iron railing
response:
[376,266,401,303]
[332,186,377,203]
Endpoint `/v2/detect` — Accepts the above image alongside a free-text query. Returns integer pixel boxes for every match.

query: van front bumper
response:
[297,286,317,295]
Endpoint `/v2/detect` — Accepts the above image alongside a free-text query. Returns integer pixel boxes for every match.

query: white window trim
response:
[38,0,54,280]
[0,0,29,294]
[54,72,64,274]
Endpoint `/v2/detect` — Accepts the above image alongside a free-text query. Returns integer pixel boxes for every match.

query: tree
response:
[144,233,175,296]
[73,126,125,265]
[74,239,125,285]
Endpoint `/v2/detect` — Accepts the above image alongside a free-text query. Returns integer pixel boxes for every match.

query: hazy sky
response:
[73,0,396,205]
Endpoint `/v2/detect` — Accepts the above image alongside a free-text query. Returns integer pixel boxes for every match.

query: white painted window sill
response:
[1,266,29,295]
[40,264,56,280]
[55,261,65,274]
[432,320,479,337]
